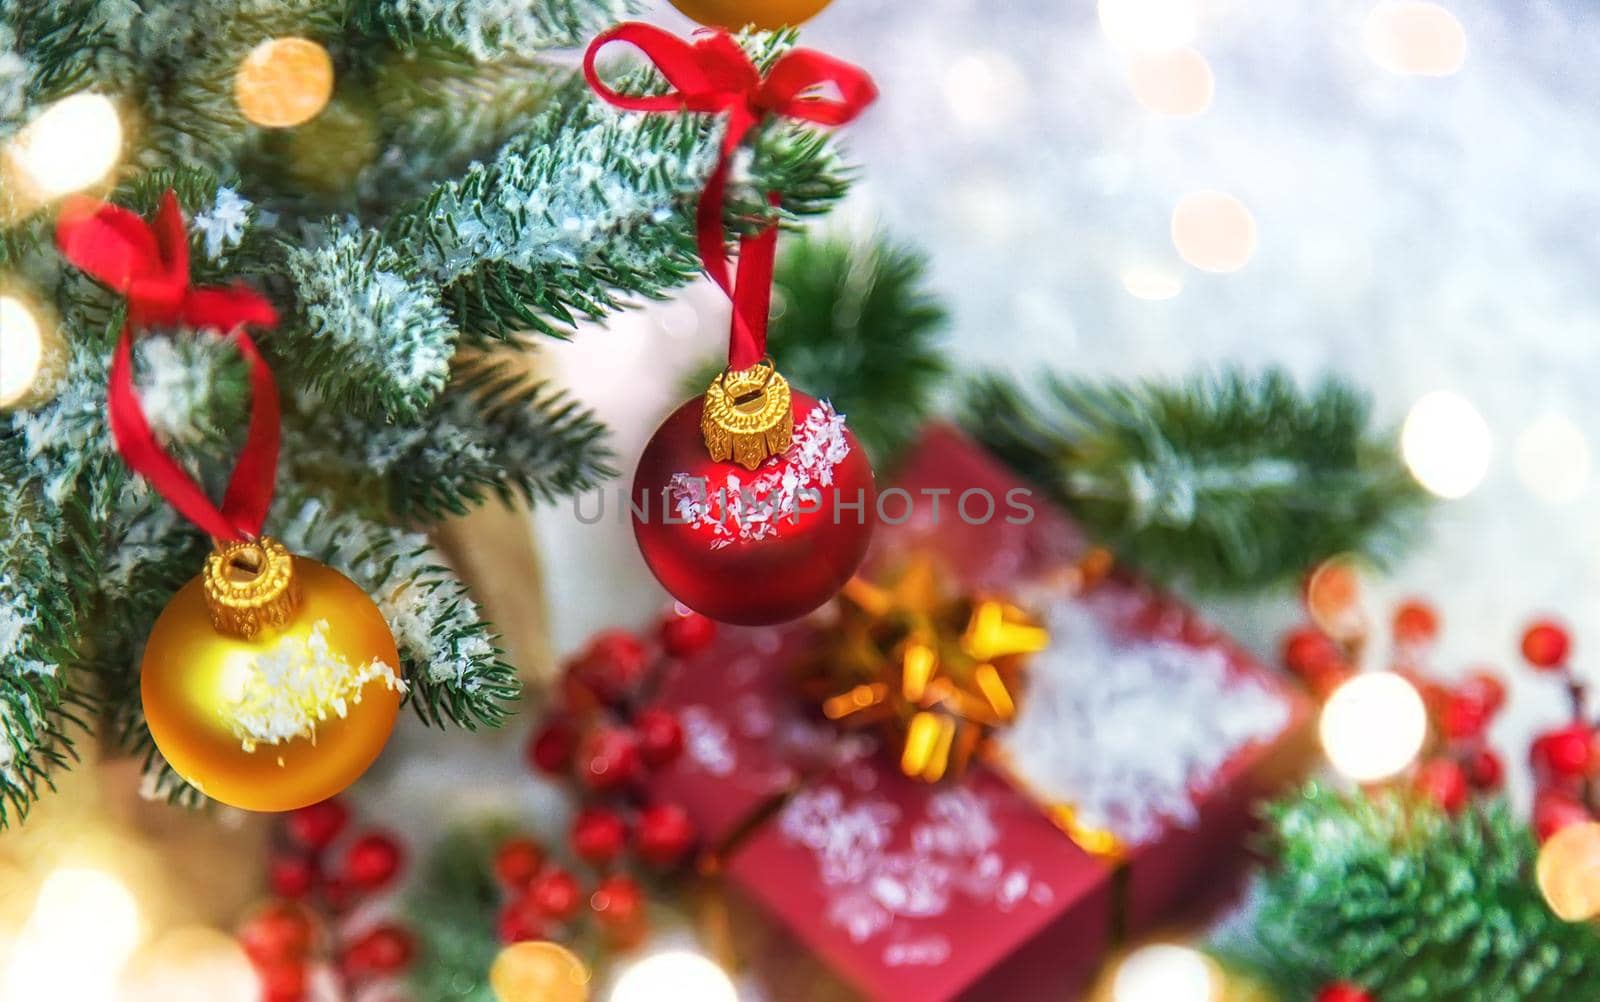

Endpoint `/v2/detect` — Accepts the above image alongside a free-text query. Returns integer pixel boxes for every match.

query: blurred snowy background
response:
[528,0,1600,805]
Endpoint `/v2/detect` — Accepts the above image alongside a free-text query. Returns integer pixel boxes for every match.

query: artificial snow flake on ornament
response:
[634,384,875,625]
[142,538,403,811]
[234,37,334,129]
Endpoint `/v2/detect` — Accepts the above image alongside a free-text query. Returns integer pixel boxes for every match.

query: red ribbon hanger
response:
[584,23,877,369]
[56,191,281,541]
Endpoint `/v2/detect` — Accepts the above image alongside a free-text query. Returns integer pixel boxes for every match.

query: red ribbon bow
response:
[56,191,281,541]
[584,23,877,369]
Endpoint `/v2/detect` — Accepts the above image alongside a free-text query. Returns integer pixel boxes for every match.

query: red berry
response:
[1439,690,1492,741]
[634,707,685,769]
[1281,626,1342,676]
[343,832,404,891]
[637,803,697,867]
[269,853,318,900]
[340,924,415,979]
[1317,984,1374,1002]
[497,895,548,944]
[578,726,642,792]
[239,902,314,966]
[1412,758,1469,813]
[1522,619,1571,669]
[661,609,716,656]
[1535,789,1594,843]
[1458,670,1507,716]
[571,808,629,867]
[1531,724,1595,782]
[590,873,645,937]
[527,718,579,776]
[285,799,349,851]
[1466,747,1505,790]
[1392,599,1439,646]
[529,868,583,922]
[570,630,652,704]
[319,873,358,913]
[493,837,546,890]
[258,961,308,1002]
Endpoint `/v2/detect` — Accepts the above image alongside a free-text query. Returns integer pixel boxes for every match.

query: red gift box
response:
[652,426,1312,1000]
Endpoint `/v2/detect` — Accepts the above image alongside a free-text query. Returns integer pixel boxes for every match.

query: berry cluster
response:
[509,608,716,951]
[1282,598,1507,812]
[1517,619,1600,843]
[242,798,413,1002]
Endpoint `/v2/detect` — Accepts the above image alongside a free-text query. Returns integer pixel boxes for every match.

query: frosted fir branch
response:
[190,186,251,260]
[273,497,521,729]
[0,21,28,135]
[385,52,853,342]
[349,0,638,61]
[283,226,459,421]
[287,357,613,522]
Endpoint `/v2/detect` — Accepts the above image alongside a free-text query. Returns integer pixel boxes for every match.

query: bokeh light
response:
[1098,0,1199,54]
[1363,1,1468,77]
[1320,672,1428,783]
[0,295,46,408]
[1111,943,1219,1002]
[1402,391,1492,499]
[3,867,141,1002]
[3,92,122,199]
[1170,191,1257,273]
[1538,821,1600,922]
[943,50,1026,129]
[1514,414,1590,505]
[1121,264,1184,301]
[119,927,257,1002]
[610,950,738,1002]
[1127,47,1215,117]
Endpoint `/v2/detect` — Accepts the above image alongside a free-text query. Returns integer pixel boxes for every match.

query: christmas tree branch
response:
[964,368,1430,592]
[347,0,637,61]
[1217,784,1600,1002]
[272,498,522,730]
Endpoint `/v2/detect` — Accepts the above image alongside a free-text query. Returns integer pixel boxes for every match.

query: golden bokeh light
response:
[1538,821,1600,922]
[234,37,335,128]
[1363,1,1468,77]
[1127,47,1215,116]
[1320,672,1428,783]
[1402,390,1492,499]
[3,92,122,200]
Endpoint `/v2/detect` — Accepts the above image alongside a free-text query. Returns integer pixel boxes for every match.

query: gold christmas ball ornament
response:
[234,37,335,128]
[490,941,590,1002]
[669,0,833,31]
[1538,820,1600,922]
[141,537,404,813]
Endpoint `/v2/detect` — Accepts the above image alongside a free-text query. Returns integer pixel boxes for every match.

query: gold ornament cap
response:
[701,358,793,470]
[204,536,300,640]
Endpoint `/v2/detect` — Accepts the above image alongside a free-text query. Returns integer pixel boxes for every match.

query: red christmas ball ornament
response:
[286,798,349,851]
[342,924,415,978]
[269,853,318,899]
[634,706,685,768]
[529,868,583,922]
[590,873,646,942]
[239,901,315,966]
[571,807,630,867]
[493,837,547,890]
[578,726,642,792]
[1412,758,1469,813]
[1317,984,1374,1002]
[1531,724,1595,782]
[342,831,404,891]
[497,895,548,945]
[1522,619,1572,670]
[570,629,653,704]
[632,381,875,626]
[661,608,717,656]
[1466,747,1505,790]
[1535,788,1594,843]
[1392,599,1439,646]
[527,717,579,775]
[637,803,697,866]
